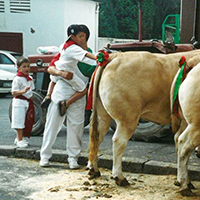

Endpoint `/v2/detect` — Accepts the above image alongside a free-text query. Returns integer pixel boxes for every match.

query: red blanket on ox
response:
[172,56,192,116]
[86,66,98,110]
[86,50,109,110]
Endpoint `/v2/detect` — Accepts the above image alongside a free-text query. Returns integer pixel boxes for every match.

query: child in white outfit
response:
[41,24,96,116]
[11,57,35,148]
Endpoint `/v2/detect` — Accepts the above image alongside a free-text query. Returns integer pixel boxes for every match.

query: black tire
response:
[110,119,172,142]
[132,119,172,142]
[0,93,8,98]
[9,91,46,136]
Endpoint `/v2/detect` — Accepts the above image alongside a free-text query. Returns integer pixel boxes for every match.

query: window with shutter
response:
[10,0,31,14]
[0,1,5,13]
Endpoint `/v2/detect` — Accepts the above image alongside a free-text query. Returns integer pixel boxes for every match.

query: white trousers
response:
[40,96,86,160]
[11,99,28,129]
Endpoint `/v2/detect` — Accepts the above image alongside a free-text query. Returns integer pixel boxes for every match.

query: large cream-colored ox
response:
[88,50,200,187]
[170,57,200,196]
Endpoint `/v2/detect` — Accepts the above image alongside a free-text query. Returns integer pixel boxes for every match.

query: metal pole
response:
[138,0,143,42]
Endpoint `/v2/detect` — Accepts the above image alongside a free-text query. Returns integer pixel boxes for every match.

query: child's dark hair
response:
[17,56,30,67]
[79,24,90,41]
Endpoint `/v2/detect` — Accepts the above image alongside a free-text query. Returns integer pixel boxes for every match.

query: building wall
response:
[180,0,195,43]
[64,0,99,53]
[0,0,99,56]
[98,37,137,50]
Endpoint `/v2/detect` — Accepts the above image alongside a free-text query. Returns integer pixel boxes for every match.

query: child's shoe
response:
[14,138,29,145]
[16,140,28,148]
[58,100,68,116]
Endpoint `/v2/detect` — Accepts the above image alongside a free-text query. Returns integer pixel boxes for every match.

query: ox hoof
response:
[114,177,130,186]
[174,180,180,187]
[88,168,101,179]
[174,181,195,189]
[180,188,195,196]
[85,165,90,170]
[195,149,200,158]
[188,182,195,189]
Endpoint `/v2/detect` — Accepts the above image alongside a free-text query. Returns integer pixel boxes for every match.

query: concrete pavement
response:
[0,125,200,180]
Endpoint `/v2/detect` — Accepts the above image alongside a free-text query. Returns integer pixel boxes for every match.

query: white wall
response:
[98,37,137,50]
[0,0,99,56]
[64,0,99,53]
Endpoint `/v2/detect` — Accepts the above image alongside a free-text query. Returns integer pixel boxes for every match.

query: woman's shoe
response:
[39,159,50,167]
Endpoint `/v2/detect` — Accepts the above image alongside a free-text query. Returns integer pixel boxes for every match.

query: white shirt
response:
[55,44,88,73]
[12,76,35,98]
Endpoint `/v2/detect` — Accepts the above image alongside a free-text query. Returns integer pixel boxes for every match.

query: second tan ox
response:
[88,50,200,187]
[170,57,200,196]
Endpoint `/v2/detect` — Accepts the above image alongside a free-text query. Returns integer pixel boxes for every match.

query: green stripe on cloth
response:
[77,48,96,78]
[172,61,186,114]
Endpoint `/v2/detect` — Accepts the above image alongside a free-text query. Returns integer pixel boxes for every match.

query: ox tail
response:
[88,65,104,163]
[88,52,117,164]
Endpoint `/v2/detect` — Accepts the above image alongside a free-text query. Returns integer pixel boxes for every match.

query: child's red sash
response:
[15,95,35,138]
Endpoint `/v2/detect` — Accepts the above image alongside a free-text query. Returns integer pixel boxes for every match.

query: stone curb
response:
[0,145,200,179]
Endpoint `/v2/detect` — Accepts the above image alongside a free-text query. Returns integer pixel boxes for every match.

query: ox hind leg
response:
[173,114,188,155]
[112,121,138,186]
[174,120,187,154]
[177,125,200,196]
[173,118,194,189]
[88,98,111,179]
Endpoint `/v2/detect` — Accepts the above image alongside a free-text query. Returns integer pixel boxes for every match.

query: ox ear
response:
[102,47,113,54]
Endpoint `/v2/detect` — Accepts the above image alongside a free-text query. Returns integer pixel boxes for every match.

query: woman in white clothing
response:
[40,24,96,169]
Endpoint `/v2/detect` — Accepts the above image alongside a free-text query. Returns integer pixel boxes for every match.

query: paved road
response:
[0,156,68,200]
[0,95,200,180]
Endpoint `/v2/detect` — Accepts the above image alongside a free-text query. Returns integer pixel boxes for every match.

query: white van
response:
[0,50,22,73]
[0,69,15,97]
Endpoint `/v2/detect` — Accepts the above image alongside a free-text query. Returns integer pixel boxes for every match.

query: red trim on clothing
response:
[49,53,61,67]
[15,95,30,101]
[49,40,76,67]
[17,71,32,81]
[62,40,76,50]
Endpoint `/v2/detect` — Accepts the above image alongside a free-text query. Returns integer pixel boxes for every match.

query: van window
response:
[0,54,14,64]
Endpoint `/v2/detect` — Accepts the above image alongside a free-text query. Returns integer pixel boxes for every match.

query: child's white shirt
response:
[12,76,35,107]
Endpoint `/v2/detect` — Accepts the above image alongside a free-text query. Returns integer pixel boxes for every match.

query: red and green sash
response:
[172,56,187,116]
[15,95,35,138]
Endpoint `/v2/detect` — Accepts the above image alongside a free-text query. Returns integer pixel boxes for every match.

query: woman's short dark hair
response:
[79,24,90,41]
[67,24,82,37]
